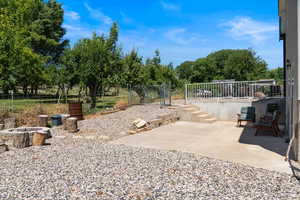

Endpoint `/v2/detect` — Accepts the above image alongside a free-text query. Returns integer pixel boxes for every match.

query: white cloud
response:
[222,17,277,45]
[63,24,104,41]
[164,28,204,45]
[84,3,112,25]
[120,12,133,24]
[160,1,181,11]
[65,11,80,20]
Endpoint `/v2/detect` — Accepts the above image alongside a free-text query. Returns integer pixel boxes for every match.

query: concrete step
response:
[197,113,210,118]
[204,118,217,123]
[192,116,217,123]
[182,107,198,112]
[178,104,217,124]
[191,111,206,115]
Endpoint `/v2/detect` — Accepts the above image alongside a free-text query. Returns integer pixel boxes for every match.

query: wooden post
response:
[66,117,78,133]
[12,133,30,148]
[32,133,46,146]
[4,118,16,129]
[38,115,48,127]
[61,114,70,130]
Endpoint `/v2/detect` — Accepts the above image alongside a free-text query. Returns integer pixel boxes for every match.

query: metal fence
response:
[128,84,171,107]
[185,80,283,103]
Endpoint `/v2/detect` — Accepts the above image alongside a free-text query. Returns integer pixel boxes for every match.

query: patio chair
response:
[260,103,280,122]
[237,107,256,127]
[254,111,281,137]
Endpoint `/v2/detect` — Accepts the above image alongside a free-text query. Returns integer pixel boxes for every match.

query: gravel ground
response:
[0,143,299,200]
[79,104,176,138]
[50,104,177,144]
[1,104,299,199]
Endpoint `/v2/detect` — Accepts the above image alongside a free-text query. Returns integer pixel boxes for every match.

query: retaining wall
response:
[191,98,285,123]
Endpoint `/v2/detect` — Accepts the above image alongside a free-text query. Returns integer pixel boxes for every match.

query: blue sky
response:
[60,0,282,69]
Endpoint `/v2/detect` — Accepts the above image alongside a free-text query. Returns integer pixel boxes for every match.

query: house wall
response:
[284,0,300,160]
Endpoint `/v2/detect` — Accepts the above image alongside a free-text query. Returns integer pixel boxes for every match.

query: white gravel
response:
[0,143,299,199]
[79,104,176,137]
[0,104,299,199]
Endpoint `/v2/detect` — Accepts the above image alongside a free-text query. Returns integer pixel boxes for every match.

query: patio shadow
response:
[238,124,288,157]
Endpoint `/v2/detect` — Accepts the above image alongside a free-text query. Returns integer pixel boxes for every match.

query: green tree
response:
[176,61,194,81]
[0,0,68,94]
[71,23,120,108]
[267,67,284,84]
[177,49,269,83]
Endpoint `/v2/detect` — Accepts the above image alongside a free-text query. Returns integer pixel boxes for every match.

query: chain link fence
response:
[128,84,172,107]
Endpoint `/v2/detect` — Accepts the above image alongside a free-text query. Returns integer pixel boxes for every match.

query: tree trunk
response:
[116,87,120,96]
[23,85,28,96]
[66,117,78,133]
[38,115,49,127]
[30,86,34,95]
[34,87,38,95]
[89,85,98,109]
[32,133,46,146]
[12,133,30,148]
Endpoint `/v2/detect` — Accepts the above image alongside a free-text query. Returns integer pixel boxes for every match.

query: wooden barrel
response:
[69,102,83,120]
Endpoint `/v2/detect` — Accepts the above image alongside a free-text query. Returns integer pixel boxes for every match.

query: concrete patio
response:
[112,121,291,174]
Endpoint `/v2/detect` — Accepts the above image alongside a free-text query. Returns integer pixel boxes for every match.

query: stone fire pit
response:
[0,127,51,149]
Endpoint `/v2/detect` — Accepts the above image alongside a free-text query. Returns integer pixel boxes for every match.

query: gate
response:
[128,84,171,107]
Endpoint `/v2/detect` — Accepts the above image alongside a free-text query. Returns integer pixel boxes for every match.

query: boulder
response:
[132,119,147,129]
[0,142,8,153]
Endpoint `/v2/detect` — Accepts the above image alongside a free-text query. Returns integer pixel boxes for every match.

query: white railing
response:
[185,80,283,103]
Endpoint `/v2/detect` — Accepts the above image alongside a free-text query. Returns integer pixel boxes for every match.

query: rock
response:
[149,119,163,129]
[97,135,111,141]
[0,127,51,148]
[128,130,137,135]
[0,143,8,153]
[132,119,147,128]
[84,136,96,140]
[4,118,16,129]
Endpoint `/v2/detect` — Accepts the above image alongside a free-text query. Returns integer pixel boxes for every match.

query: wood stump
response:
[0,124,4,130]
[66,117,78,133]
[4,118,16,129]
[61,114,70,130]
[12,133,30,148]
[38,115,49,127]
[32,133,46,146]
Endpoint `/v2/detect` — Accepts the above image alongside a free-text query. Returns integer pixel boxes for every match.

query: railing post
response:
[185,84,188,105]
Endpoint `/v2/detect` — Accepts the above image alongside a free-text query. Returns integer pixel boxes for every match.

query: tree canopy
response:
[176,49,270,83]
[0,1,283,108]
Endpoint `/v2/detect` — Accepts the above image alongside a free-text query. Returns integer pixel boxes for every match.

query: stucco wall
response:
[285,0,299,161]
[192,98,285,123]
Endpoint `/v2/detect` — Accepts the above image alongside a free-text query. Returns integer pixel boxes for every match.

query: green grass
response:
[83,95,127,115]
[0,94,128,114]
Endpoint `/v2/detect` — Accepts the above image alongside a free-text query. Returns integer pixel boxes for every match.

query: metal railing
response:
[185,80,283,103]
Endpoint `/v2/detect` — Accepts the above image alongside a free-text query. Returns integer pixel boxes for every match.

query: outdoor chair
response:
[237,107,256,127]
[254,111,281,137]
[260,103,280,122]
